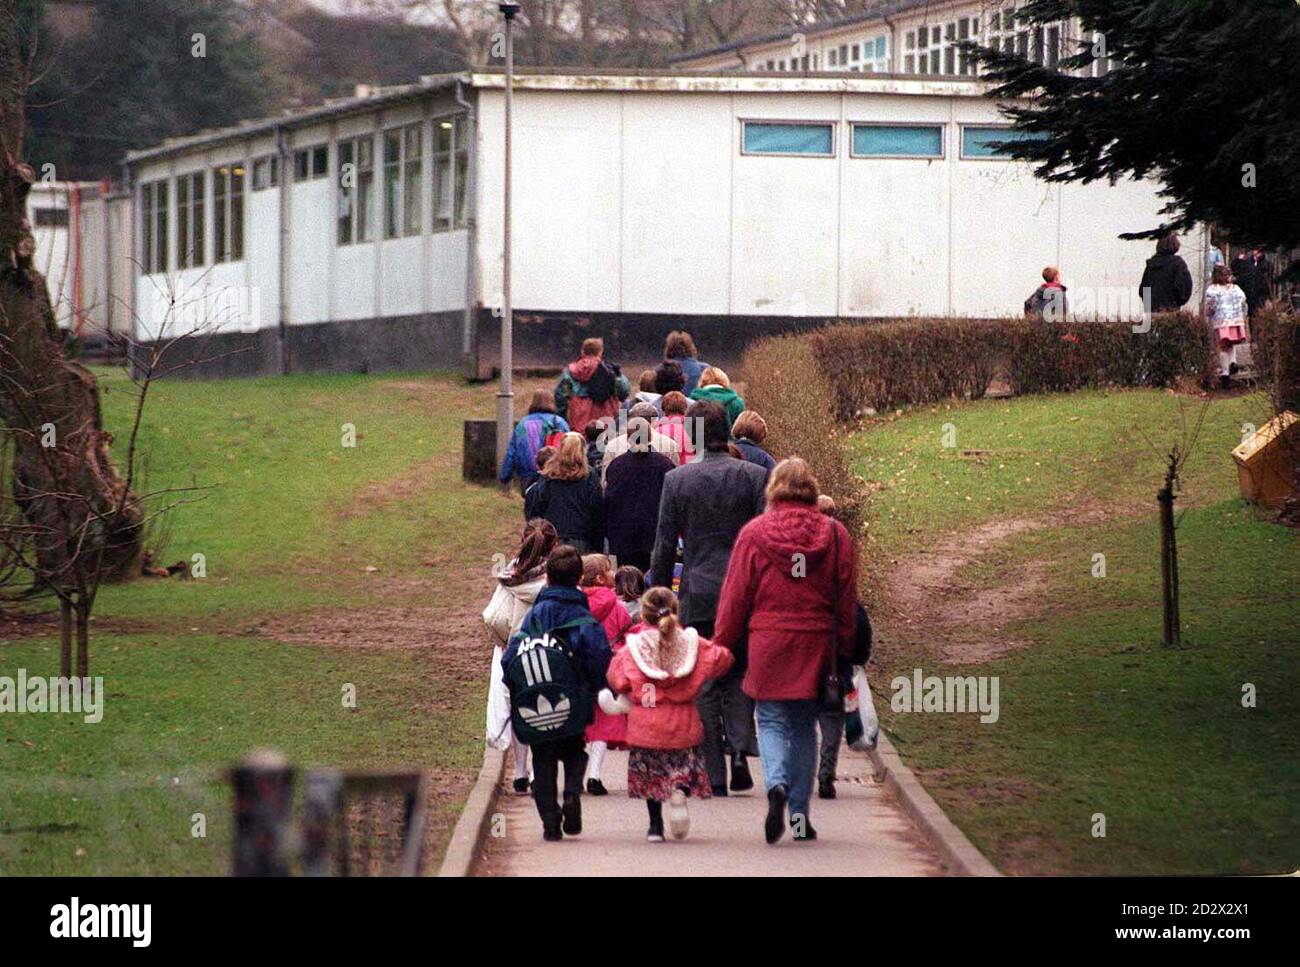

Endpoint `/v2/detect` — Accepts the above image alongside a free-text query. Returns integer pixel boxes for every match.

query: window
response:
[851,123,944,158]
[141,180,168,274]
[32,206,69,227]
[383,122,422,239]
[1046,25,1060,69]
[431,114,470,232]
[338,135,375,244]
[252,156,279,191]
[829,48,838,67]
[213,163,244,262]
[294,144,329,181]
[905,26,942,74]
[176,171,205,268]
[961,125,1046,159]
[741,121,834,157]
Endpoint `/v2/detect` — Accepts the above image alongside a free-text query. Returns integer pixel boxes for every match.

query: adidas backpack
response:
[505,614,596,745]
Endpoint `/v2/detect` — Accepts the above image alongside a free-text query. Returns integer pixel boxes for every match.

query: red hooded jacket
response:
[712,501,857,701]
[582,585,633,652]
[606,627,734,749]
[560,355,623,430]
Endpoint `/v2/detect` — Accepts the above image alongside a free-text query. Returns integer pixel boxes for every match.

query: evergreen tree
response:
[966,0,1300,247]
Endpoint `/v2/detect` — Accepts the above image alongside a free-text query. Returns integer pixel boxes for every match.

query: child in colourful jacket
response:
[580,555,634,795]
[604,587,733,842]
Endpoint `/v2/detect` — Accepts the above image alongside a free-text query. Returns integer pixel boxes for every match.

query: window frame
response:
[739,119,837,159]
[849,121,946,160]
[140,179,169,275]
[212,163,245,262]
[431,113,470,233]
[337,134,376,246]
[382,121,423,239]
[959,123,1045,161]
[176,170,205,269]
[252,155,279,191]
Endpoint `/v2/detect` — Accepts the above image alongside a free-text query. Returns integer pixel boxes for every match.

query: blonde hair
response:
[580,553,614,587]
[541,432,590,481]
[580,337,604,357]
[765,457,820,506]
[640,586,680,641]
[731,410,767,443]
[698,366,730,389]
[816,493,837,514]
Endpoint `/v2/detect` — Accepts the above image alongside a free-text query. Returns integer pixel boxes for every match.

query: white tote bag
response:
[844,665,879,752]
[485,645,514,751]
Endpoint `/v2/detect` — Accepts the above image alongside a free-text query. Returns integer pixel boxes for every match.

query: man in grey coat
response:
[649,400,767,795]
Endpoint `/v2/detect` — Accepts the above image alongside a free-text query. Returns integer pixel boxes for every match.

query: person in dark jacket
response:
[554,336,631,429]
[664,330,712,397]
[499,390,569,493]
[523,432,604,553]
[502,545,613,841]
[1023,266,1068,320]
[730,410,778,478]
[605,420,676,573]
[653,359,687,400]
[650,401,767,796]
[1139,233,1194,313]
[1229,249,1269,318]
[713,459,857,844]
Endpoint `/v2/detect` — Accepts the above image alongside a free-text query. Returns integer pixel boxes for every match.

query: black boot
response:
[542,817,563,842]
[765,784,788,844]
[647,800,665,842]
[818,778,836,799]
[586,778,608,796]
[561,793,582,835]
[730,756,754,792]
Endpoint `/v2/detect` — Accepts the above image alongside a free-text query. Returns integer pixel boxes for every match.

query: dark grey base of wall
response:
[467,308,839,381]
[131,311,465,380]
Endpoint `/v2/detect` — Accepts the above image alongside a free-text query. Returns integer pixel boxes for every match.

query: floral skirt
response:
[627,745,712,801]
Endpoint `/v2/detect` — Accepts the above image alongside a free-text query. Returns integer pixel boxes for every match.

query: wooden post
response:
[301,769,343,877]
[463,418,500,483]
[1157,483,1179,647]
[231,750,295,876]
[59,599,72,678]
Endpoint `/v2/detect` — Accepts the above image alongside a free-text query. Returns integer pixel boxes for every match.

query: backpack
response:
[504,614,596,745]
[539,416,566,453]
[584,359,619,404]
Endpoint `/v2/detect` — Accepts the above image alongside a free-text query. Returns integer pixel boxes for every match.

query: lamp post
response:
[496,1,520,470]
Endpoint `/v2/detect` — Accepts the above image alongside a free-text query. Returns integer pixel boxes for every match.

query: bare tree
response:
[0,0,143,674]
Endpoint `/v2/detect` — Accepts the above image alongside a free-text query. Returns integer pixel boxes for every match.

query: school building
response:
[112,66,1201,379]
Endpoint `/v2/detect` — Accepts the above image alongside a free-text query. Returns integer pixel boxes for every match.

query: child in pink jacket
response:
[604,587,733,842]
[580,555,634,795]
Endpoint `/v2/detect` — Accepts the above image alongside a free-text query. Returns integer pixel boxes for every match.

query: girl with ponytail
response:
[602,587,734,843]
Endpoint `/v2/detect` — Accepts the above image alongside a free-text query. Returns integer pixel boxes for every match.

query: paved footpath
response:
[479,741,944,876]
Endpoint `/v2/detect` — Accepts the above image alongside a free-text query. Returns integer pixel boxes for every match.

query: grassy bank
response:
[1,369,544,875]
[848,388,1299,875]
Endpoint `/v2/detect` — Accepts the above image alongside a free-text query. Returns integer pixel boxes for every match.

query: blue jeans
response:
[756,699,818,823]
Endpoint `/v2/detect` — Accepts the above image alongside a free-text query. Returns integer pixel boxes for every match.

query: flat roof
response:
[124,67,992,167]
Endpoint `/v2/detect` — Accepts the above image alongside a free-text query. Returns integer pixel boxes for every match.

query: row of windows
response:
[138,114,470,275]
[755,9,1103,78]
[740,120,1044,160]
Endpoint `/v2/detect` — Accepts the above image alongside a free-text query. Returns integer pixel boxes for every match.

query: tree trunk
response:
[75,595,89,680]
[59,598,72,677]
[0,0,143,602]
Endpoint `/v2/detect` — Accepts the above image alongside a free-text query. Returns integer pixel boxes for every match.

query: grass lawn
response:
[1,368,549,875]
[848,388,1300,875]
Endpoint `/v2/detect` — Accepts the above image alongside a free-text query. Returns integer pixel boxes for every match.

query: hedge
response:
[809,312,1214,420]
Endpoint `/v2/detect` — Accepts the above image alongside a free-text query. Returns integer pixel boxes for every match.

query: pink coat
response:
[584,585,633,746]
[606,627,734,749]
[654,414,695,464]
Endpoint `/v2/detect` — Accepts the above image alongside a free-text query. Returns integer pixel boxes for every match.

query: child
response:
[522,447,555,519]
[614,565,646,621]
[1024,266,1068,321]
[604,587,734,842]
[579,554,634,795]
[502,545,612,841]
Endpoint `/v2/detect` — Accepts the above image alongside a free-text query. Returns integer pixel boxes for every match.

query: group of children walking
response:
[485,530,731,842]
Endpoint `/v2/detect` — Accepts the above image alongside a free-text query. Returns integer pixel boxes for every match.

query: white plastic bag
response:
[485,645,514,751]
[844,665,879,751]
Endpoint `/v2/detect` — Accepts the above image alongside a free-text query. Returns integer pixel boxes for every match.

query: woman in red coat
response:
[712,458,857,844]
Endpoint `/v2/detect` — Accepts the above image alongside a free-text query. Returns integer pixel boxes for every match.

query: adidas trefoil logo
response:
[519,694,572,731]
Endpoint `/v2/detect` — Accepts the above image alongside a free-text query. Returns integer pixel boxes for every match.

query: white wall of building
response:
[476,81,1168,322]
[130,90,470,344]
